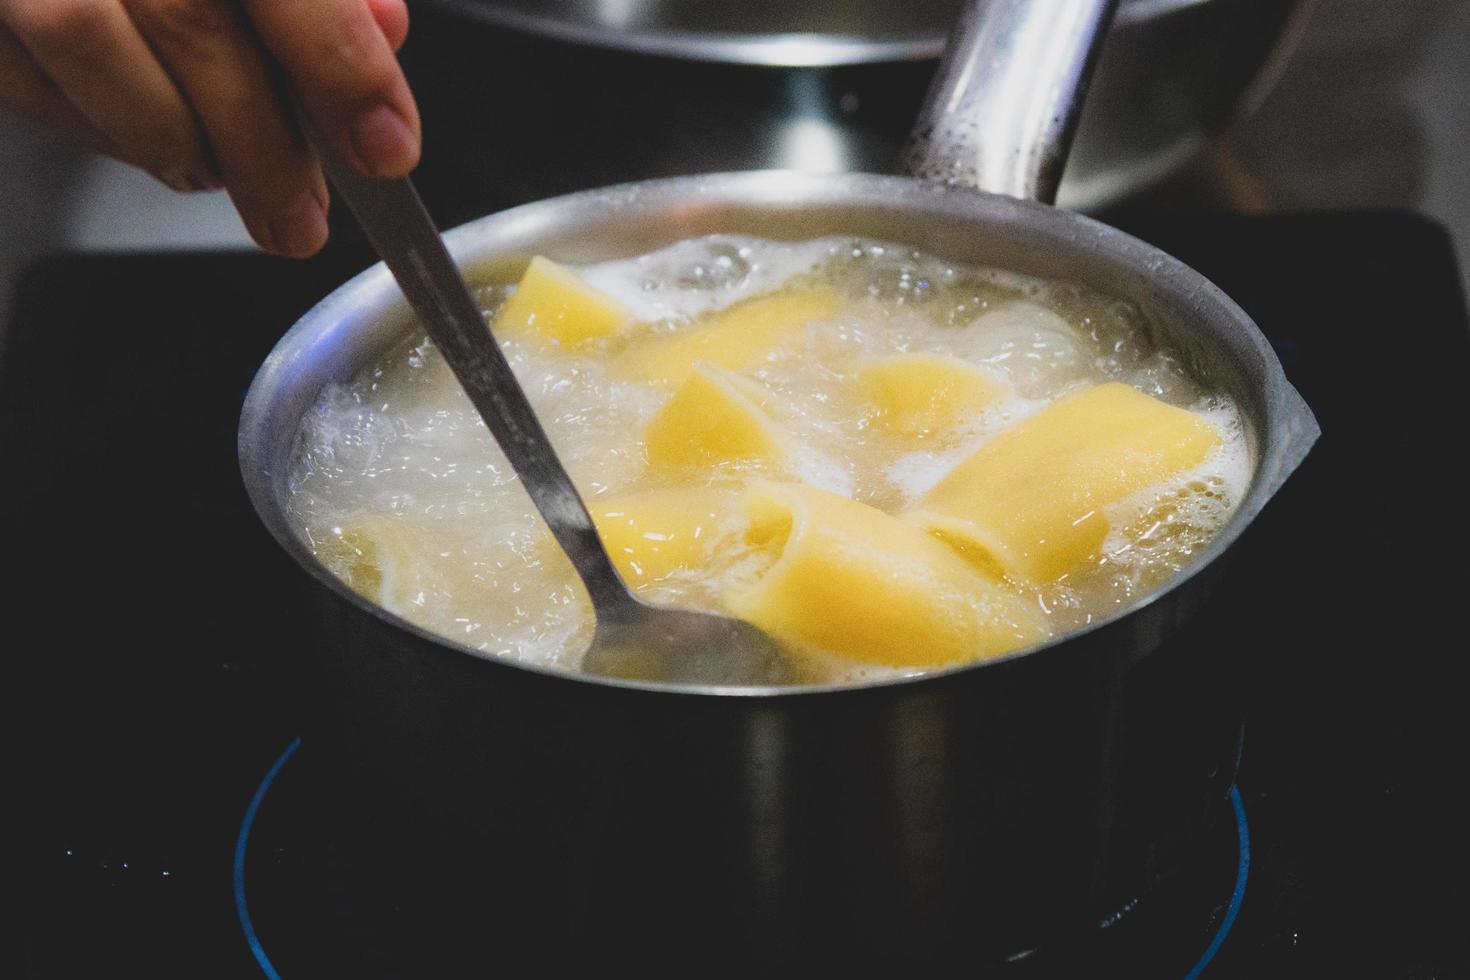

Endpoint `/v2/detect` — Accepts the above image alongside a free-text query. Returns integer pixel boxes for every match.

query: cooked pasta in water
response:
[286,236,1252,684]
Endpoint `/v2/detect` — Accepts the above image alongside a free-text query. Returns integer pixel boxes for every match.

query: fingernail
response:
[349,103,418,177]
[268,191,329,257]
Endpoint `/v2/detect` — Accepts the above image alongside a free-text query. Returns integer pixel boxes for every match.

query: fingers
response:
[123,0,328,257]
[0,22,119,155]
[242,0,419,178]
[0,0,217,190]
[1,0,415,257]
[365,0,407,53]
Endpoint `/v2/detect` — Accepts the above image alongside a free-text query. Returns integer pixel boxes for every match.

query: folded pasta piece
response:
[321,514,470,612]
[492,256,632,347]
[854,352,1005,440]
[590,486,735,587]
[724,482,1045,668]
[611,288,841,386]
[643,363,789,472]
[909,383,1221,582]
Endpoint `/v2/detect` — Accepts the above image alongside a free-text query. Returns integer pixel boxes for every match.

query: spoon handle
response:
[313,156,635,615]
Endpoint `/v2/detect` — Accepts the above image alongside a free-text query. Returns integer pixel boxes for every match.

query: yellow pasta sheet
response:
[492,256,631,347]
[612,288,841,386]
[590,487,735,587]
[322,514,477,613]
[854,352,1005,440]
[643,364,788,472]
[909,383,1220,582]
[724,482,1044,668]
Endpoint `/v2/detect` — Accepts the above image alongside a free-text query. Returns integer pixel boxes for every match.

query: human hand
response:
[0,0,419,257]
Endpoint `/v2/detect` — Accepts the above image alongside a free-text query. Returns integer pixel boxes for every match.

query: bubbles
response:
[578,235,834,323]
[951,301,1091,398]
[286,235,1250,684]
[855,252,939,309]
[1125,354,1202,405]
[1098,401,1252,594]
[824,240,1030,321]
[671,240,753,291]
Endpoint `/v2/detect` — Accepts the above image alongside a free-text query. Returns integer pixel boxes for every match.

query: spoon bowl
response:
[590,600,792,684]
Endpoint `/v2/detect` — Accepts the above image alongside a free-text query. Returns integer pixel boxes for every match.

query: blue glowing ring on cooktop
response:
[233,738,1252,977]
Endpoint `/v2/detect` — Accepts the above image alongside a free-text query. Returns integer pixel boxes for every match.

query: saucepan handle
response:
[901,0,1121,204]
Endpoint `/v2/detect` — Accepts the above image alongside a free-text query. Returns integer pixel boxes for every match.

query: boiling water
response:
[286,236,1251,682]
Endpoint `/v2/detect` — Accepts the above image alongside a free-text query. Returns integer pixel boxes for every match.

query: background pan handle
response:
[901,0,1121,203]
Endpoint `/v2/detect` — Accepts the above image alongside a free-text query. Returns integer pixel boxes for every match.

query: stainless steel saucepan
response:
[413,0,1313,209]
[238,0,1316,969]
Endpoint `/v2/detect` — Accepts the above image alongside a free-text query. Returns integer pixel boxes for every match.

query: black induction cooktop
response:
[6,211,1468,978]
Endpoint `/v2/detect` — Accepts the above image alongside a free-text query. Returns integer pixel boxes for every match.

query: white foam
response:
[1099,395,1254,582]
[952,300,1090,397]
[885,448,968,504]
[792,448,856,499]
[577,235,839,322]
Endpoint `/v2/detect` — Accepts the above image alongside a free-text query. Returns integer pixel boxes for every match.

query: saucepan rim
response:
[423,0,1241,68]
[238,169,1318,699]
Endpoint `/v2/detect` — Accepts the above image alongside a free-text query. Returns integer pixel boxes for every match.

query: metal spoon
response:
[309,152,789,686]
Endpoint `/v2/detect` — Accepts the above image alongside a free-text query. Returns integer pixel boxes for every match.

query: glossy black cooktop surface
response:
[7,212,1468,978]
